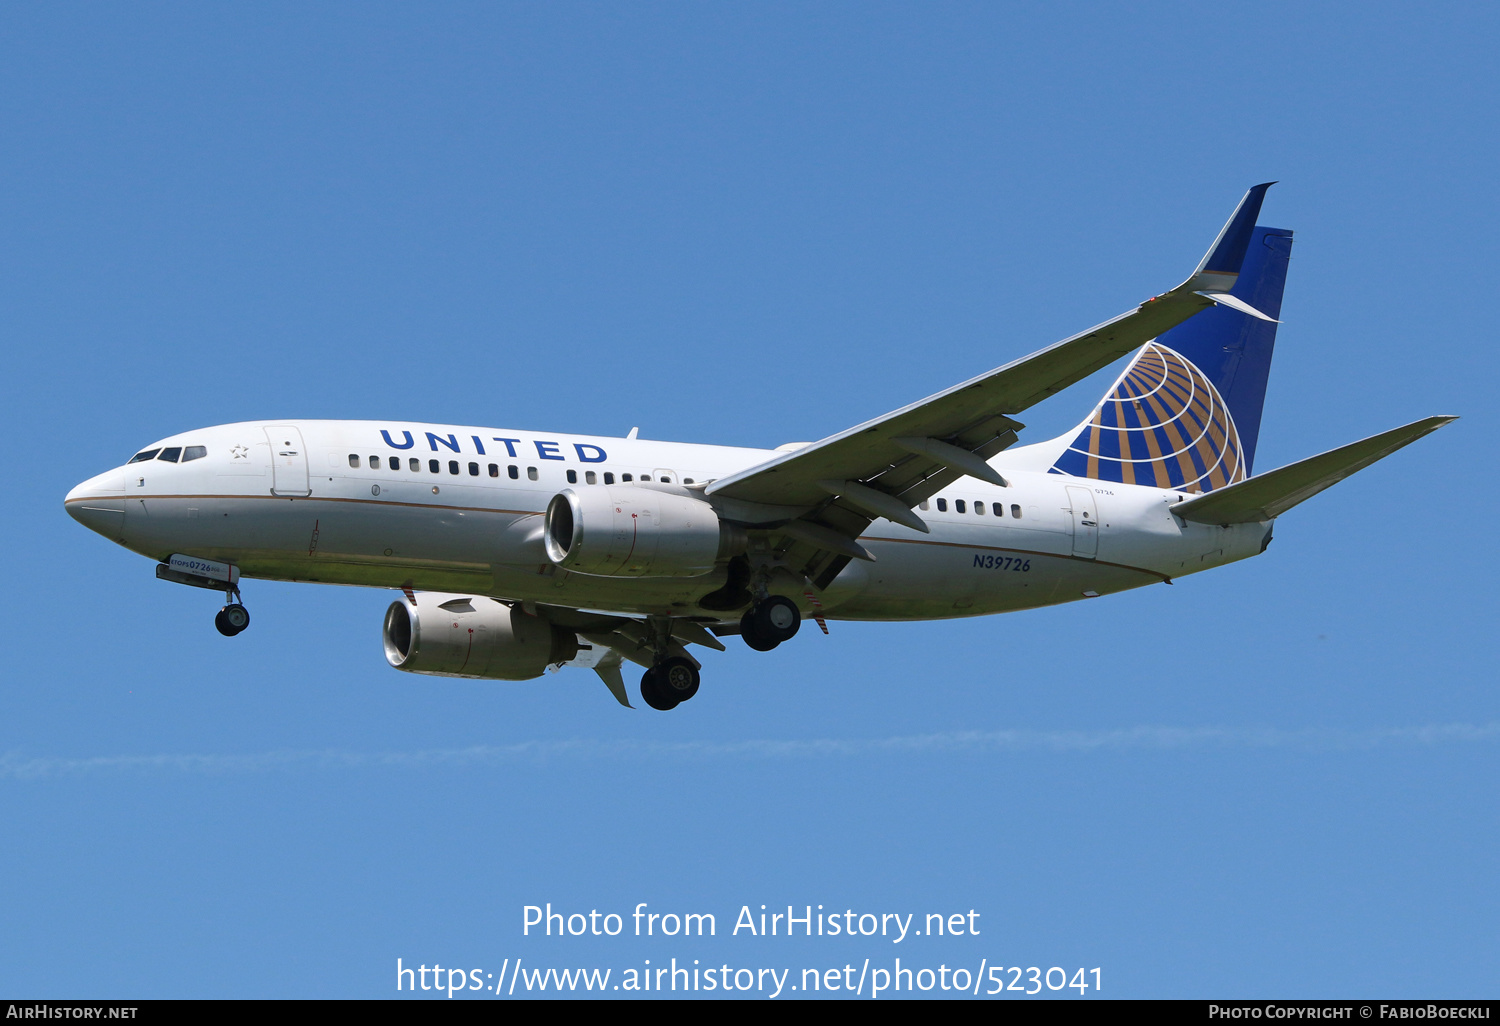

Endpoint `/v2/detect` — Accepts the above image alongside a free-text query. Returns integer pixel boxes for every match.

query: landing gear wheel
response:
[744,595,800,649]
[639,668,680,711]
[656,657,700,703]
[740,609,780,651]
[215,603,250,637]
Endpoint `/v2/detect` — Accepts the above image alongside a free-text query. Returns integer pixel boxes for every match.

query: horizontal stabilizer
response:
[1174,416,1457,525]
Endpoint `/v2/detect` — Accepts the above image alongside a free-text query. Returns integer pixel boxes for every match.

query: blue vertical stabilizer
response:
[1160,225,1292,474]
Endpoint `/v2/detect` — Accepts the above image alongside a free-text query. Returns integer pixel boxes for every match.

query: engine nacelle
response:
[544,485,742,578]
[383,592,578,680]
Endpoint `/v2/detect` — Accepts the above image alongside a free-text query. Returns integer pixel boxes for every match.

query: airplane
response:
[64,184,1455,711]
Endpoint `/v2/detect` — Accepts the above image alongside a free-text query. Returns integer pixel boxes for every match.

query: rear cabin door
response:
[1065,486,1099,559]
[265,425,312,496]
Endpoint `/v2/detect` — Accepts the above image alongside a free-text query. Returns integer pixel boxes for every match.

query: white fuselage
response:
[65,419,1272,620]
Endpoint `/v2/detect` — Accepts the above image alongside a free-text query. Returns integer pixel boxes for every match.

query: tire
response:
[221,604,250,633]
[639,669,679,711]
[740,609,780,651]
[656,657,700,702]
[751,595,801,644]
[214,608,236,637]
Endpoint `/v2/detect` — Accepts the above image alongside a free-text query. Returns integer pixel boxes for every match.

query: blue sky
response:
[1,2,1495,998]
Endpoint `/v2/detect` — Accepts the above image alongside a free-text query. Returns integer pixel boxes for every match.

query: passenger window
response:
[955,499,965,513]
[507,465,519,480]
[388,456,399,471]
[975,501,985,514]
[683,478,693,484]
[919,500,929,510]
[369,455,380,469]
[468,462,479,476]
[659,475,671,483]
[585,471,596,484]
[604,472,615,484]
[183,446,207,462]
[128,449,161,464]
[993,502,1003,516]
[409,458,420,472]
[1011,504,1022,519]
[348,454,360,468]
[622,473,633,482]
[157,447,182,462]
[488,464,499,478]
[937,498,947,512]
[448,460,459,475]
[527,467,538,481]
[566,470,578,484]
[429,459,440,473]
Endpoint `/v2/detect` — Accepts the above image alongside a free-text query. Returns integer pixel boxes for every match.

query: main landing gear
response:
[635,615,704,712]
[634,593,803,711]
[740,595,801,652]
[640,657,700,711]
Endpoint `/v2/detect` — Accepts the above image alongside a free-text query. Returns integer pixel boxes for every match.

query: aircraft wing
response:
[1173,416,1457,525]
[703,184,1279,586]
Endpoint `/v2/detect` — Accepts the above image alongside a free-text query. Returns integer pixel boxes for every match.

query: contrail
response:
[2,722,1497,781]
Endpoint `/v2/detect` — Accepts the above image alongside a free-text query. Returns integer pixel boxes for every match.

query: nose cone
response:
[65,467,128,540]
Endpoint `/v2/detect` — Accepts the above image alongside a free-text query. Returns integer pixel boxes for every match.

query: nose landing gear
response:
[213,580,250,637]
[155,556,250,637]
[214,602,250,637]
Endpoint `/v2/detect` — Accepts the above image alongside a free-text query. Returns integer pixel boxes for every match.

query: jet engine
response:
[382,592,578,680]
[544,486,744,578]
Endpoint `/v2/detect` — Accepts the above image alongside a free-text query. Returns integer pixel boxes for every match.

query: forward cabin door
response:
[265,425,312,496]
[1065,485,1099,559]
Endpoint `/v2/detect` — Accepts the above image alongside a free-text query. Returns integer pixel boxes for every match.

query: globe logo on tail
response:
[1050,343,1247,493]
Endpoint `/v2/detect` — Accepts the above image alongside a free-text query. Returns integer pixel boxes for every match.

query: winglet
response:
[1189,182,1277,292]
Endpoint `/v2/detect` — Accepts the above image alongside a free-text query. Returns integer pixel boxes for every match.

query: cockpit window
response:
[157,447,183,463]
[182,446,207,462]
[128,449,160,464]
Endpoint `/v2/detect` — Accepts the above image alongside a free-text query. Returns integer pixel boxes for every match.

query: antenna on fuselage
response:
[626,427,639,440]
